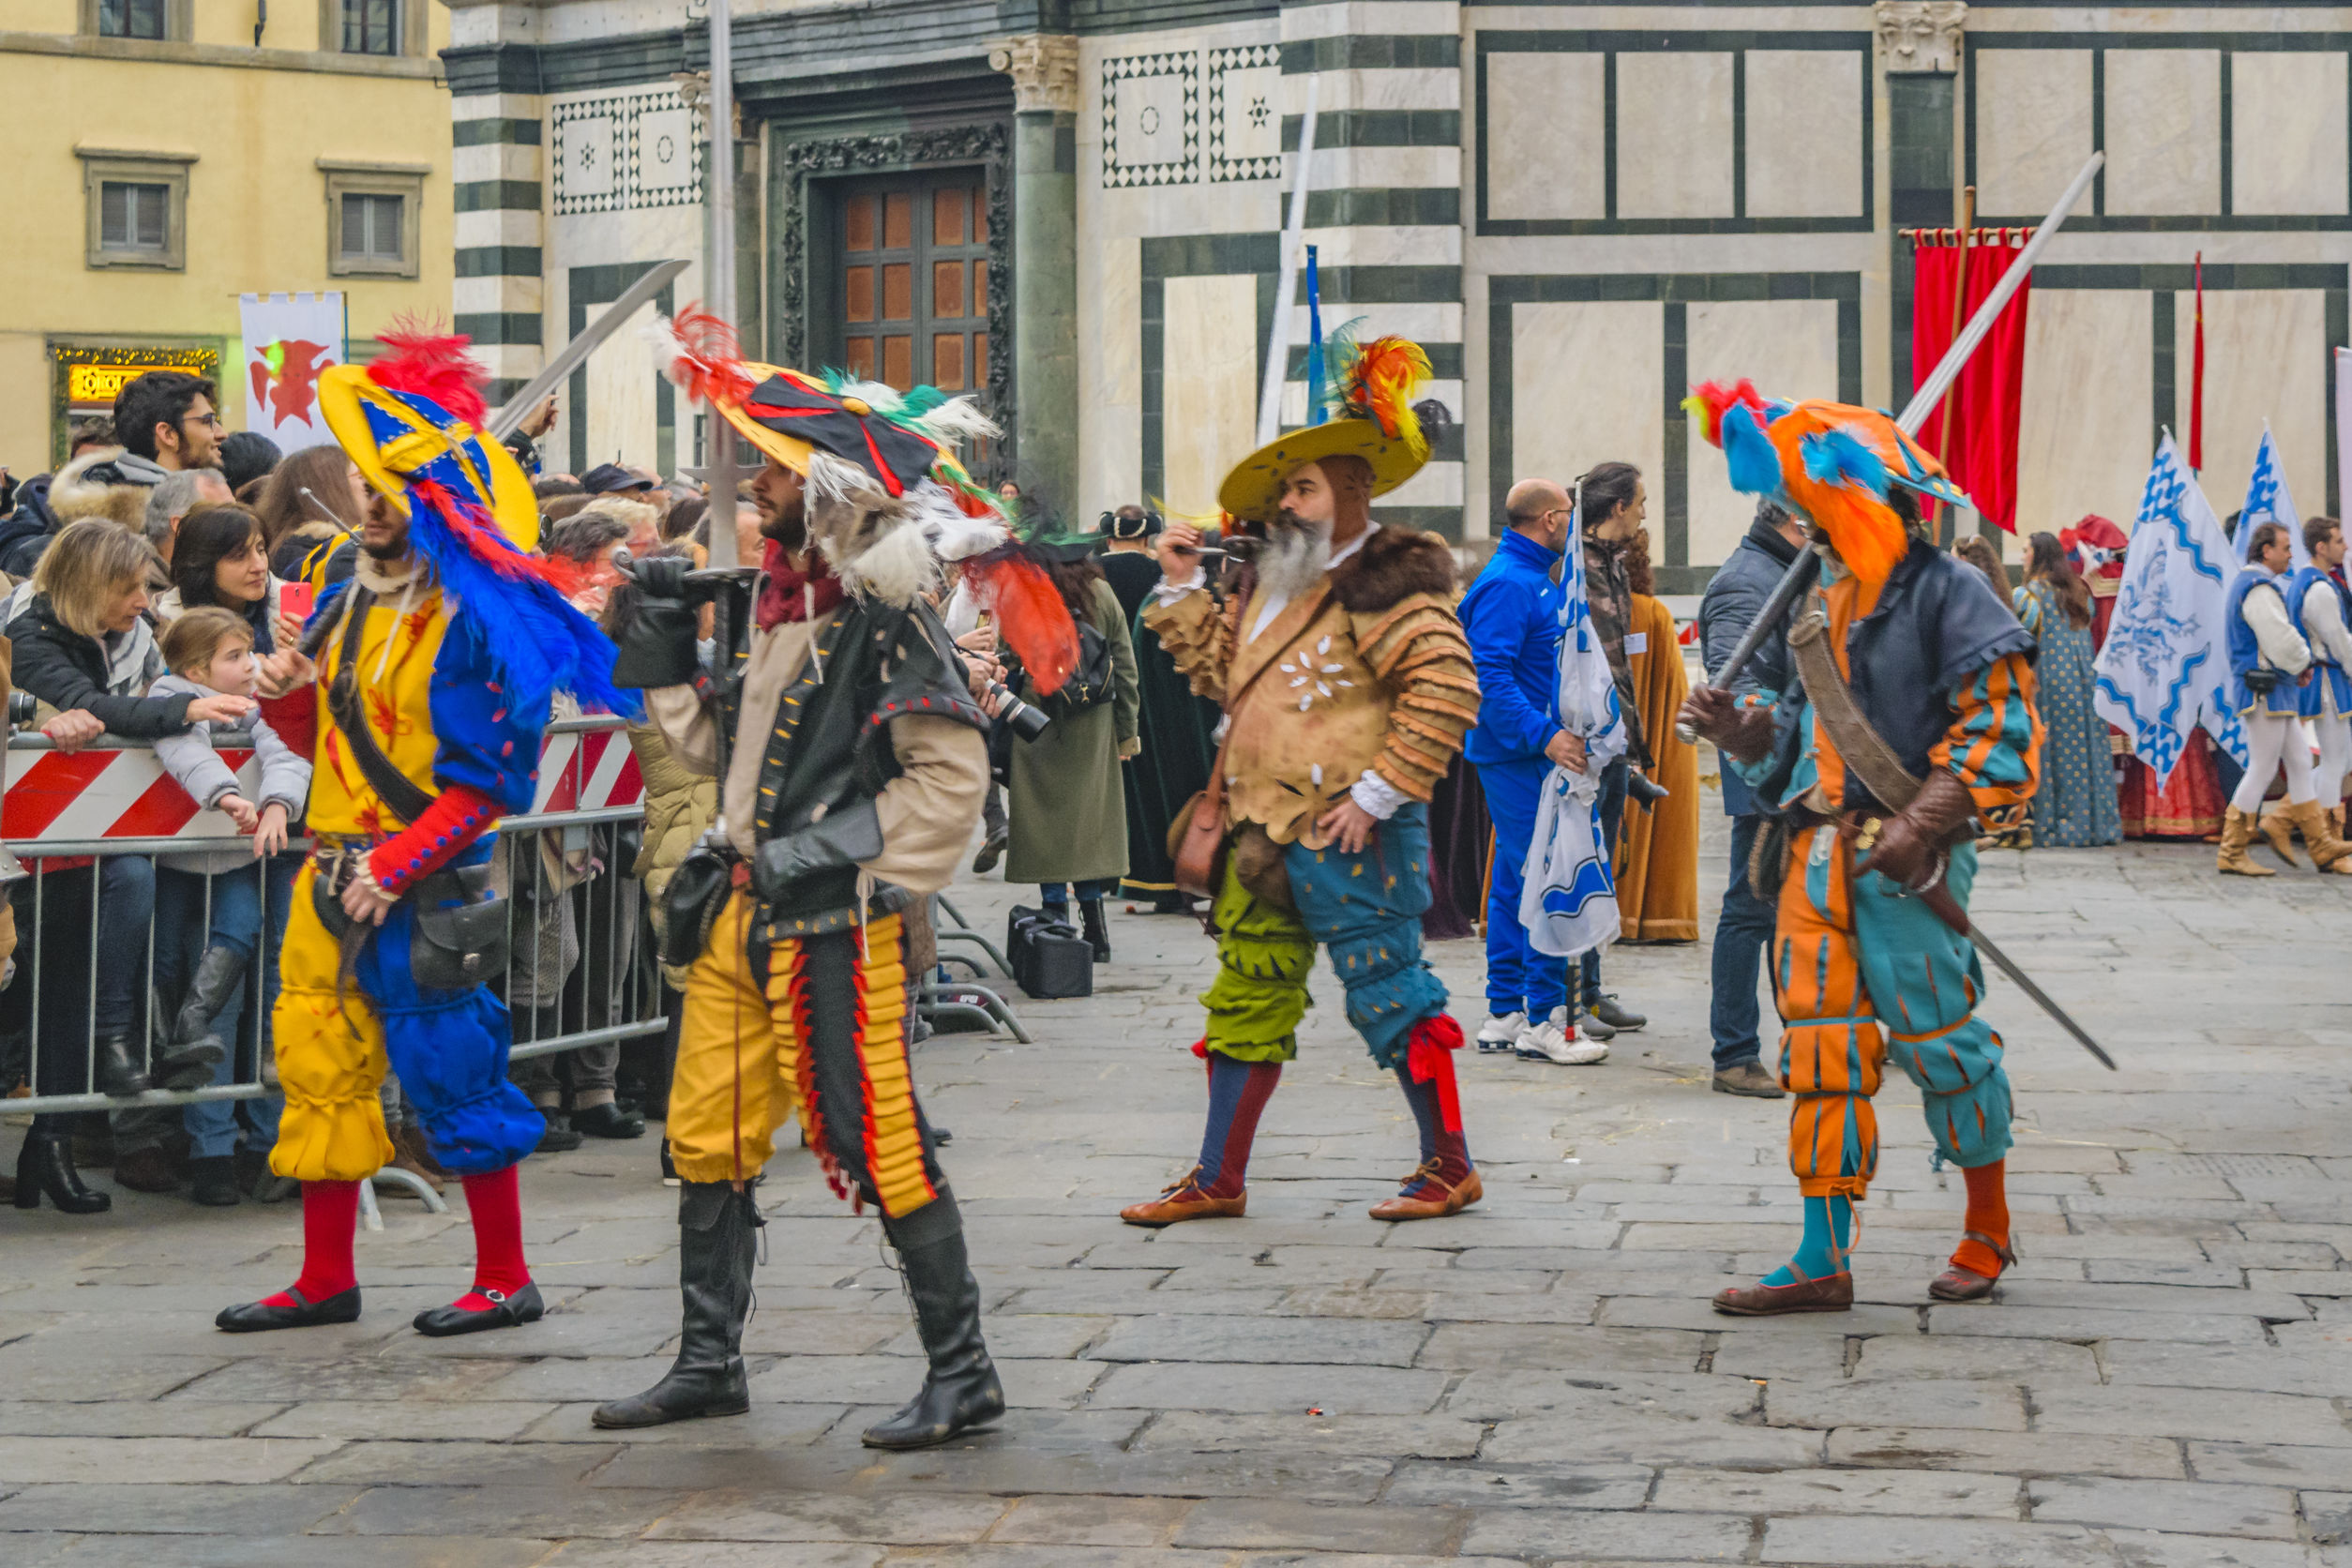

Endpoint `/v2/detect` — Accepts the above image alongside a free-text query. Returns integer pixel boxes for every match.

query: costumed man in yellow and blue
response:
[1117,332,1485,1229]
[593,313,1063,1452]
[215,330,629,1338]
[1678,382,2043,1315]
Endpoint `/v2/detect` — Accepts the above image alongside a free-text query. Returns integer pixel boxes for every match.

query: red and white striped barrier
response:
[4,721,644,848]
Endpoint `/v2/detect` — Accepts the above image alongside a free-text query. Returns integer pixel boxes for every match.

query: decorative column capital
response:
[1874,1,1967,75]
[988,34,1081,114]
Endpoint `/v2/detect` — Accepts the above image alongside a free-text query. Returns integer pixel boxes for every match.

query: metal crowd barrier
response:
[0,716,663,1123]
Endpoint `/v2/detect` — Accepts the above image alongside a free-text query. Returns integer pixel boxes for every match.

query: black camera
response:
[988,682,1051,742]
[1625,767,1671,807]
[6,689,35,729]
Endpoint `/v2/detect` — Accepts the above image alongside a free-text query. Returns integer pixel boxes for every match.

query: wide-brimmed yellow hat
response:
[1218,334,1434,523]
[317,340,540,552]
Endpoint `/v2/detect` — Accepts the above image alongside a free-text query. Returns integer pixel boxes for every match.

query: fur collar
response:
[48,445,149,530]
[1327,525,1456,612]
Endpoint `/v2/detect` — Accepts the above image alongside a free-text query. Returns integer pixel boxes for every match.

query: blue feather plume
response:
[1800,428,1892,496]
[1719,404,1785,497]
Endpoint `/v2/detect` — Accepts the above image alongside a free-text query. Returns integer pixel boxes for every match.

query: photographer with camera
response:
[2218,519,2343,873]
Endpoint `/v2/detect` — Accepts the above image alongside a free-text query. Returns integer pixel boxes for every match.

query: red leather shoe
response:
[1711,1271,1854,1316]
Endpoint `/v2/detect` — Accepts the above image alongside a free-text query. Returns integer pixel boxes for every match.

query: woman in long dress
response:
[1612,531,1699,942]
[2013,531,2122,847]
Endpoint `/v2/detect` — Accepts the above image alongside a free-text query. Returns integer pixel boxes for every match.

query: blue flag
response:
[1304,245,1327,427]
[2232,424,2309,570]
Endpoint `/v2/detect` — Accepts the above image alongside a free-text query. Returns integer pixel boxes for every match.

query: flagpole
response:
[703,0,739,570]
[1256,76,1319,445]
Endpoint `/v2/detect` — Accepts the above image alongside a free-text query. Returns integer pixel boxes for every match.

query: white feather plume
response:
[641,316,695,387]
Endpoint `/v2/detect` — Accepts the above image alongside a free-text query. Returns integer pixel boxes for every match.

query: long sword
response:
[485,257,692,440]
[1898,871,2117,1071]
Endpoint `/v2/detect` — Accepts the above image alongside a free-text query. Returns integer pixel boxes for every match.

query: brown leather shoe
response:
[1368,1164,1484,1222]
[113,1144,181,1194]
[1120,1172,1245,1228]
[1712,1271,1854,1315]
[1928,1229,2013,1301]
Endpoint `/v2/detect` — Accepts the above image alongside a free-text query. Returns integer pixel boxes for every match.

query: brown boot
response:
[113,1144,180,1193]
[1120,1169,1245,1228]
[2217,807,2278,875]
[2255,803,2301,866]
[2288,799,2352,869]
[1368,1164,1483,1222]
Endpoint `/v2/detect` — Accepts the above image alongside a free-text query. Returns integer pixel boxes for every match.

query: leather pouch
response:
[662,841,732,972]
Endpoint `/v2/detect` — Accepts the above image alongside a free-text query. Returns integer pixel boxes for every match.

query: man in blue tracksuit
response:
[1692,503,1803,1097]
[1458,480,1607,1065]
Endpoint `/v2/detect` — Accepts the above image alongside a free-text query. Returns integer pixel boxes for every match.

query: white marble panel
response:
[1384,460,1467,506]
[1283,2,1461,40]
[637,106,699,195]
[1310,68,1462,113]
[2177,289,2329,520]
[1081,236,1144,518]
[1744,51,1864,219]
[1975,50,2093,218]
[2103,50,2221,217]
[1684,300,1841,568]
[2015,290,2152,535]
[1618,53,1735,219]
[1289,301,1463,343]
[1219,64,1285,163]
[1296,226,1463,266]
[2232,53,2350,217]
[1510,301,1665,506]
[1118,72,1194,170]
[1485,53,1606,221]
[1311,146,1464,192]
[456,209,540,249]
[582,296,663,475]
[1163,275,1263,516]
[452,143,539,185]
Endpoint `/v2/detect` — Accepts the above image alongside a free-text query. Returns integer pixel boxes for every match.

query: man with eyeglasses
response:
[115,370,225,477]
[1457,478,1607,1065]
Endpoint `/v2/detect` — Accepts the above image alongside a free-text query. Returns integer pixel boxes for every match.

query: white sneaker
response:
[1475,1012,1524,1053]
[1515,1011,1607,1065]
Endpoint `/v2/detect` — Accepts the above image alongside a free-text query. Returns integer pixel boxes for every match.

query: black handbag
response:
[1005,904,1093,999]
[320,589,513,991]
[660,839,732,972]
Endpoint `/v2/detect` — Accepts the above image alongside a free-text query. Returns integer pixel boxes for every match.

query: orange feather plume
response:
[1345,336,1433,462]
[968,552,1079,695]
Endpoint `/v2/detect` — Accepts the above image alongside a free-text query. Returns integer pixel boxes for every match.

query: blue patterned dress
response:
[2013,580,2122,847]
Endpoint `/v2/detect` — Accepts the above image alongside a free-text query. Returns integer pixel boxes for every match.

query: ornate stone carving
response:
[775,125,1014,424]
[1874,1,1966,75]
[988,34,1080,115]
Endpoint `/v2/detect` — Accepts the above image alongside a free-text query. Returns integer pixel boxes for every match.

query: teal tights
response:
[1764,1195,1853,1286]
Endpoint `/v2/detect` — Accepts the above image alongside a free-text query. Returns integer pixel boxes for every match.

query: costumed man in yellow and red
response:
[217,332,629,1336]
[1677,382,2043,1315]
[593,314,1067,1451]
[1117,331,1485,1229]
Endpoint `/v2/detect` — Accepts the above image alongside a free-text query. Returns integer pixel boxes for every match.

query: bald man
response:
[1456,479,1606,1064]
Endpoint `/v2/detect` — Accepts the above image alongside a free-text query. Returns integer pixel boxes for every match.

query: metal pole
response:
[1256,76,1319,445]
[703,0,740,568]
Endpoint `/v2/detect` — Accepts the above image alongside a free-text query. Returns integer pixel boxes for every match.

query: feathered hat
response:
[315,325,627,716]
[1683,381,1973,587]
[648,310,1081,692]
[1218,330,1434,524]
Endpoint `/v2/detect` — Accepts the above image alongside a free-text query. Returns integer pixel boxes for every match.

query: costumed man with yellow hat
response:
[1678,383,2043,1315]
[217,331,628,1336]
[1118,333,1485,1229]
[594,315,1059,1450]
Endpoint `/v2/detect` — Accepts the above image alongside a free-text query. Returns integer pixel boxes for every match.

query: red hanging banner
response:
[2188,251,2205,473]
[1910,235,2032,533]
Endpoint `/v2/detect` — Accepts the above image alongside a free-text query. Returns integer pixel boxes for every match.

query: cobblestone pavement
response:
[3,808,2350,1567]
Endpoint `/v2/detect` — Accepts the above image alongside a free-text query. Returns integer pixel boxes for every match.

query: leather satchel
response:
[1167,589,1334,898]
[321,589,513,991]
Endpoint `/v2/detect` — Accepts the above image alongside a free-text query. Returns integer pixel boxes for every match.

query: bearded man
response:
[1118,336,1485,1228]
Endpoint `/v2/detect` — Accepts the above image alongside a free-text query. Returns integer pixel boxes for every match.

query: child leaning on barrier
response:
[144,606,311,1207]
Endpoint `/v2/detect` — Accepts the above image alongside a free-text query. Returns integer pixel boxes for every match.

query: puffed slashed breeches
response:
[270,854,544,1184]
[1200,802,1449,1072]
[669,889,945,1215]
[1773,822,2013,1199]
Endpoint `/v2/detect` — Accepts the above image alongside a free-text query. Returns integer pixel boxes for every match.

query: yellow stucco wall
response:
[0,10,454,475]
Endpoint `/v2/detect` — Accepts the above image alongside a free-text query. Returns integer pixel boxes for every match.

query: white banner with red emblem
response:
[239,292,346,448]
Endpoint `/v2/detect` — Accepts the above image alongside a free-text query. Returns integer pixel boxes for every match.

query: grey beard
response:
[1256,518,1332,602]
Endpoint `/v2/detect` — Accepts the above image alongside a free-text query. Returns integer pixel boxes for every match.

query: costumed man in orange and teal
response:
[215,333,629,1337]
[1117,333,1485,1229]
[1678,383,2043,1315]
[593,315,1062,1451]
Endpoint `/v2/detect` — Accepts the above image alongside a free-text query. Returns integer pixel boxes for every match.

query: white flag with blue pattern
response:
[2232,423,2309,571]
[2094,431,2249,784]
[1521,504,1627,959]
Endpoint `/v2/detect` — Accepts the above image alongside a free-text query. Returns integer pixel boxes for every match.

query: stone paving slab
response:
[3,823,2350,1561]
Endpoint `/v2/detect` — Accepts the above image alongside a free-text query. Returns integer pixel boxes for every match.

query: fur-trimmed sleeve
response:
[1352,594,1482,803]
[1139,588,1234,704]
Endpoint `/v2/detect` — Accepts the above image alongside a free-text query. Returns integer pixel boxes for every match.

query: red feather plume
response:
[966,552,1078,695]
[1684,379,1770,450]
[368,319,490,430]
[656,307,761,409]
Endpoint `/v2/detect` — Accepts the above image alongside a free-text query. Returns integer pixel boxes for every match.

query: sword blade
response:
[1964,924,2118,1071]
[485,258,693,440]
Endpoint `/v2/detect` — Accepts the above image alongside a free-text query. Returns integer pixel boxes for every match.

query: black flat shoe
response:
[572,1102,646,1140]
[535,1114,583,1154]
[217,1285,362,1333]
[188,1155,241,1208]
[414,1282,544,1338]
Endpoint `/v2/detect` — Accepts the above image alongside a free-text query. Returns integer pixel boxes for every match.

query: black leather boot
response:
[862,1188,1003,1450]
[171,945,249,1060]
[15,1126,111,1214]
[592,1182,758,1428]
[1078,900,1110,962]
[89,1033,150,1099]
